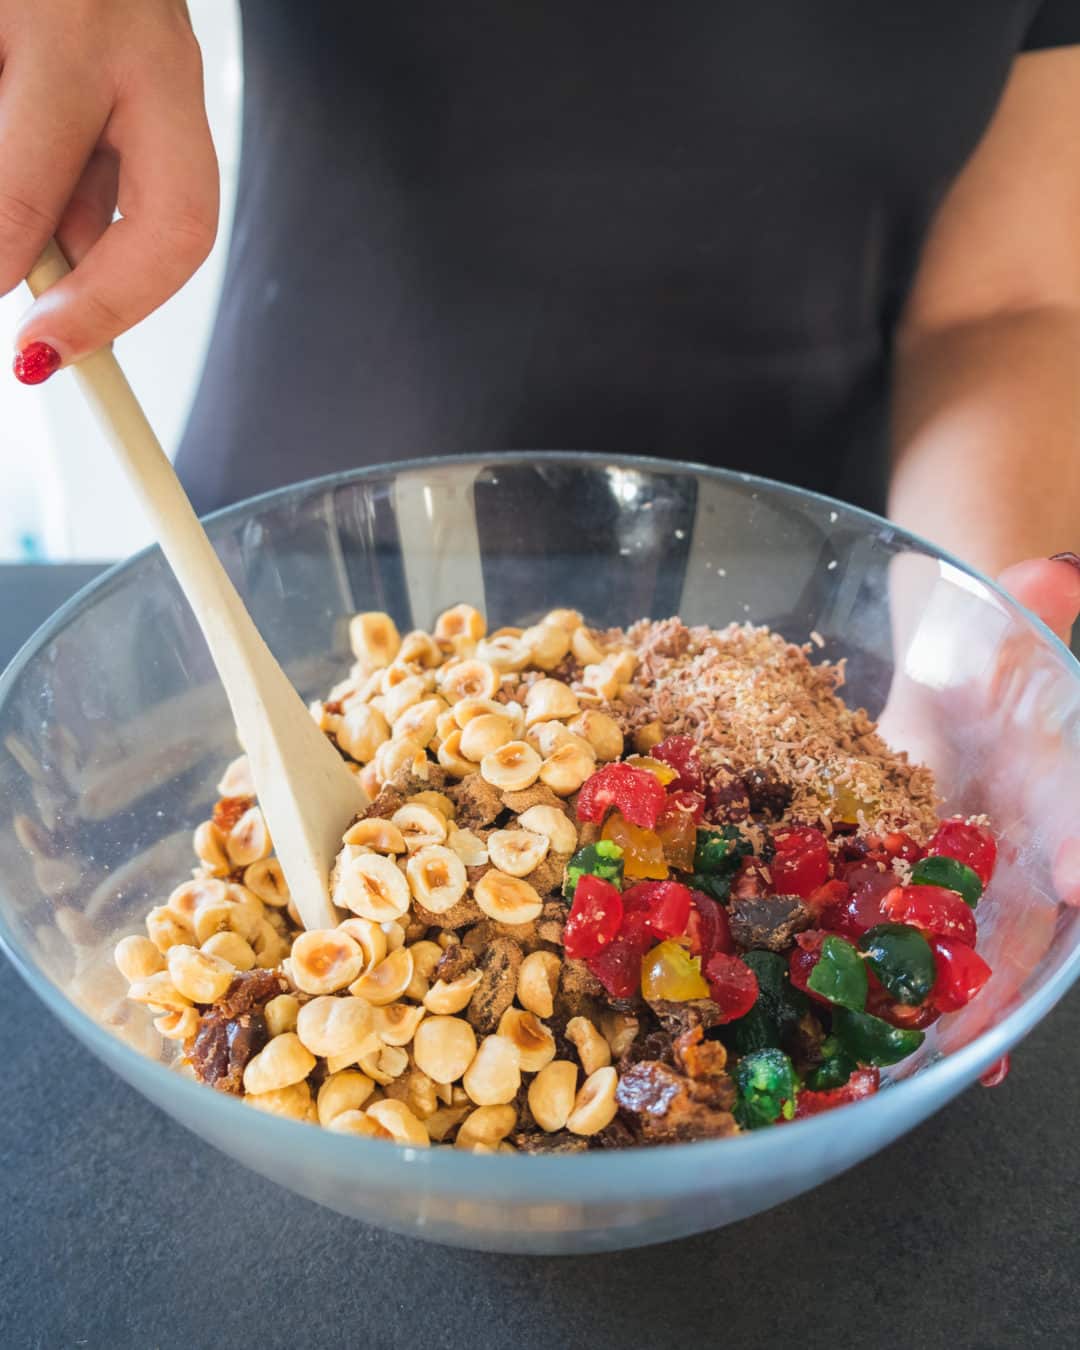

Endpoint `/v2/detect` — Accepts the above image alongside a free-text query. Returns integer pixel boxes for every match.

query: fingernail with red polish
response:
[13,341,62,385]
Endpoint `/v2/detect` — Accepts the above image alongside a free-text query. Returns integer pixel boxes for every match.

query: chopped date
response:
[743,767,793,818]
[673,1025,728,1079]
[536,899,569,946]
[364,783,407,821]
[526,853,572,900]
[615,1060,739,1143]
[450,774,504,830]
[501,785,568,816]
[619,1029,680,1071]
[512,1131,589,1155]
[731,859,769,901]
[728,894,813,952]
[704,767,750,823]
[434,942,476,983]
[466,937,524,1033]
[647,998,724,1038]
[185,969,286,1095]
[592,1116,638,1150]
[216,969,288,1020]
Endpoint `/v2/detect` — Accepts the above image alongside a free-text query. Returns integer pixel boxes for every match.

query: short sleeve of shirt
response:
[1023,1,1080,50]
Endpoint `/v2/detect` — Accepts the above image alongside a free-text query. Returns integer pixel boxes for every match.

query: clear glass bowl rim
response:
[2,450,1078,1199]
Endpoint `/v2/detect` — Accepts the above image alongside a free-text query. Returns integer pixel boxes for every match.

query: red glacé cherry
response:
[703,952,759,1022]
[575,762,667,829]
[929,935,991,1012]
[806,878,850,918]
[652,735,705,792]
[927,819,997,886]
[881,831,924,863]
[881,884,977,946]
[564,874,624,959]
[586,909,653,997]
[980,1054,1011,1087]
[770,827,831,899]
[662,789,706,825]
[685,891,734,959]
[822,863,895,937]
[622,880,693,941]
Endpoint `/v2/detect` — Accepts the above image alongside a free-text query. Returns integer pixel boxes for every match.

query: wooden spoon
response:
[26,240,367,931]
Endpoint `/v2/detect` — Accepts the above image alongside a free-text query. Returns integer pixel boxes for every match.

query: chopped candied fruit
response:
[576,762,667,829]
[602,812,669,880]
[641,940,710,1002]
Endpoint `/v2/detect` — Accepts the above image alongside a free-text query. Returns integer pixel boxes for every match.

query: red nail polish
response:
[13,341,61,385]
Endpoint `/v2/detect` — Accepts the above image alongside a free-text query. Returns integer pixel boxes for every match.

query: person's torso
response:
[180,1,1042,513]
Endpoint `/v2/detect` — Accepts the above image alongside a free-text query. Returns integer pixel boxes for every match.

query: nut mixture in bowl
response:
[113,605,999,1151]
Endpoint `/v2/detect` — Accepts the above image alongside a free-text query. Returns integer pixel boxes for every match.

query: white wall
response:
[0,0,242,561]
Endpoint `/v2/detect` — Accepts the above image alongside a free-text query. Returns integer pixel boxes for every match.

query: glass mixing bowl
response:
[2,454,1079,1254]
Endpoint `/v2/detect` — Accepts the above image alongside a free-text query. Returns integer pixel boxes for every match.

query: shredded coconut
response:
[584,618,938,837]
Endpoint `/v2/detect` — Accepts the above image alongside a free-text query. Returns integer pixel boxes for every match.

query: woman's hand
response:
[1,0,218,382]
[997,556,1080,646]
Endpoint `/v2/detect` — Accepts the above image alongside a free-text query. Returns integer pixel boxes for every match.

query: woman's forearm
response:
[889,307,1080,576]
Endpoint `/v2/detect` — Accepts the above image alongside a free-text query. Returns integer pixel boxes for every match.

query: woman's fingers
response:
[55,150,120,268]
[0,53,110,297]
[13,19,218,371]
[997,557,1080,645]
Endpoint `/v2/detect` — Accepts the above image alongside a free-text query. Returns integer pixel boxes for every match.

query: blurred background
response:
[0,0,241,561]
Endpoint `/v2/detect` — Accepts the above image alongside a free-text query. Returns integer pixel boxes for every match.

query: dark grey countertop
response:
[1,563,1078,1350]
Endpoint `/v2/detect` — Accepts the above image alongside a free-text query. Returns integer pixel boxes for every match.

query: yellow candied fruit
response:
[601,812,669,881]
[625,755,679,787]
[821,779,877,826]
[640,940,710,1002]
[656,808,697,873]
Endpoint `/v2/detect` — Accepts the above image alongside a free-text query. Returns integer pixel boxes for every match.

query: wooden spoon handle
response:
[26,240,363,930]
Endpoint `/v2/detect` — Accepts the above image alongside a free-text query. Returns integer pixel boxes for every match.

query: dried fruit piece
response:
[586,911,654,998]
[562,839,624,900]
[686,825,753,902]
[881,884,977,946]
[622,879,693,941]
[685,891,734,961]
[703,952,759,1022]
[575,762,667,829]
[733,1048,798,1129]
[927,819,997,887]
[655,804,698,872]
[806,1035,858,1090]
[641,940,710,1002]
[663,790,706,825]
[730,950,809,1055]
[794,1067,879,1118]
[563,874,624,960]
[831,1007,925,1066]
[651,735,704,792]
[770,827,830,899]
[788,929,832,1007]
[822,864,894,938]
[625,755,679,786]
[928,935,992,1012]
[601,812,668,880]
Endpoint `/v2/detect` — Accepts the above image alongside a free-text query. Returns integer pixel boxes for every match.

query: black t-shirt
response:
[176,2,1080,515]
